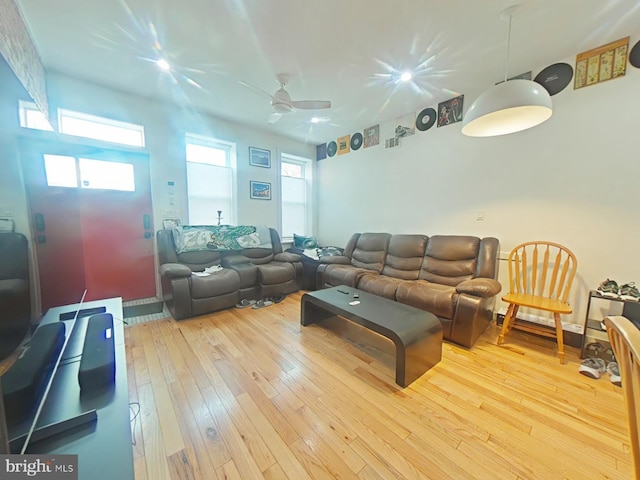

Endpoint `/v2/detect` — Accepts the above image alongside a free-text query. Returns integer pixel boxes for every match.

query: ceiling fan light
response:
[461,79,552,137]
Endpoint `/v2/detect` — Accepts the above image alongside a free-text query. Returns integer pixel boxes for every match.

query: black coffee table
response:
[301,286,442,387]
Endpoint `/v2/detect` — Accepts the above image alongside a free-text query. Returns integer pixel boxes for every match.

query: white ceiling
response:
[14,0,640,144]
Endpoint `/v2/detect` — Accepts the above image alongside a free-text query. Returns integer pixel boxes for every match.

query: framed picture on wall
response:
[250,181,271,200]
[249,147,271,168]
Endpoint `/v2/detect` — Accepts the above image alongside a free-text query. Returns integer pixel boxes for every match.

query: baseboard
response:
[496,314,582,348]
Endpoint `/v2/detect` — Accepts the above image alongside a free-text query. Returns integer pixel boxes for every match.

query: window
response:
[280,153,313,240]
[19,100,54,131]
[58,109,145,147]
[185,134,236,225]
[43,154,135,191]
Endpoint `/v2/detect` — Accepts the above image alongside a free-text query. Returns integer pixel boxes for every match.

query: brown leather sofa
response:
[316,233,501,348]
[157,228,302,320]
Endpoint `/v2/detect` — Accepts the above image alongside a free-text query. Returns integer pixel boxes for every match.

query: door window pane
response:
[44,154,78,187]
[79,158,135,191]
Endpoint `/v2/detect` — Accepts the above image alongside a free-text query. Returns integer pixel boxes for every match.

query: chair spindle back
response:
[508,241,577,302]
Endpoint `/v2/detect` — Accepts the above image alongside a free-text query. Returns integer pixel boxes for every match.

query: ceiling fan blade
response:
[291,100,331,110]
[267,112,282,124]
[238,80,274,101]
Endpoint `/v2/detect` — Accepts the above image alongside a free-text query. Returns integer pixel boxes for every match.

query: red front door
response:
[21,139,156,310]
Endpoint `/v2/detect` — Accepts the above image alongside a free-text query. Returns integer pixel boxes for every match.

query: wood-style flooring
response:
[125,291,631,480]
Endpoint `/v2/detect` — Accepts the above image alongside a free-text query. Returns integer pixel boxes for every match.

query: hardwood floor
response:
[125,291,631,479]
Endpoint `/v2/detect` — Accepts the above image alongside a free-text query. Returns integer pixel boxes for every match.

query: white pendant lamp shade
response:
[461,79,552,137]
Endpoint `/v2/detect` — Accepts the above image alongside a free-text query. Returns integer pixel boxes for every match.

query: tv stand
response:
[10,298,133,479]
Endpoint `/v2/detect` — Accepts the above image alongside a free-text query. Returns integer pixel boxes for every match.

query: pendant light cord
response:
[504,14,513,83]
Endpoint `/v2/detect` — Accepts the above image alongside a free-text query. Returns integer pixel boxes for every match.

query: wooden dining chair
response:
[497,241,577,363]
[604,315,640,479]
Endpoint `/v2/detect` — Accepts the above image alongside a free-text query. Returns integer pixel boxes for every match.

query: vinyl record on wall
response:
[415,107,436,132]
[326,141,337,157]
[630,39,640,68]
[350,132,363,150]
[534,63,573,96]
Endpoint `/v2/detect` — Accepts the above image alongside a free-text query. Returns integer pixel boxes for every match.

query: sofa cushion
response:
[419,236,480,286]
[382,234,428,280]
[350,233,391,273]
[357,273,403,299]
[322,264,373,288]
[190,269,240,299]
[396,280,456,319]
[257,263,295,285]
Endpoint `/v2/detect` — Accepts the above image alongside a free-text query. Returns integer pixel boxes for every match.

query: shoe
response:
[271,294,286,304]
[619,282,640,301]
[235,299,256,309]
[579,357,607,379]
[252,299,273,309]
[584,342,605,359]
[607,361,622,386]
[597,279,619,298]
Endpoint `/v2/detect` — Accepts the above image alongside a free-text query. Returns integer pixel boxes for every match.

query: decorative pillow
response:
[317,246,344,259]
[294,233,318,249]
[173,225,273,253]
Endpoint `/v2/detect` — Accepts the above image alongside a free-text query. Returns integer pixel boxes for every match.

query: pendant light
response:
[461,5,552,137]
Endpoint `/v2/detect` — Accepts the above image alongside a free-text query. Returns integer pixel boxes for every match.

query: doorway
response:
[21,139,156,311]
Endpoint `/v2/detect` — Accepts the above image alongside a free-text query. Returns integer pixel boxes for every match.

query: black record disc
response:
[350,132,363,150]
[534,63,573,96]
[327,141,337,157]
[630,39,640,68]
[415,107,436,132]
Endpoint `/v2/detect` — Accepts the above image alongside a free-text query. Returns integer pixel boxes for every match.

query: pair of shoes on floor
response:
[597,279,640,301]
[252,295,286,309]
[579,357,621,386]
[236,294,287,309]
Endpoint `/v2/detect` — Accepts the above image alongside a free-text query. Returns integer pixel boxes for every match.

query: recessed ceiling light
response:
[311,117,320,123]
[156,58,171,71]
[400,71,412,82]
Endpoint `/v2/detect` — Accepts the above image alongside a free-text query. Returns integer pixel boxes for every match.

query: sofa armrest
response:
[319,255,351,265]
[159,263,192,279]
[222,254,251,266]
[456,278,502,298]
[274,252,301,262]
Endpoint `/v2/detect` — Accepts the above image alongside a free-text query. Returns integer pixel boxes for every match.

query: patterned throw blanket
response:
[173,225,273,253]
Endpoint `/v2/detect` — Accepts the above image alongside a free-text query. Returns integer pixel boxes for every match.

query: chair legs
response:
[497,303,518,345]
[498,304,566,364]
[553,313,565,364]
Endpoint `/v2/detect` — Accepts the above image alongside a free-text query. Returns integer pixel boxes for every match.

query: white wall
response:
[316,53,640,328]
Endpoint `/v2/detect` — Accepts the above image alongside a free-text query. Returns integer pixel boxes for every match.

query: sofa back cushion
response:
[382,234,428,280]
[234,228,282,264]
[419,236,480,286]
[350,233,391,273]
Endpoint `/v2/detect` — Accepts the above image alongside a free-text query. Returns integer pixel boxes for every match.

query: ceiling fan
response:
[239,73,331,124]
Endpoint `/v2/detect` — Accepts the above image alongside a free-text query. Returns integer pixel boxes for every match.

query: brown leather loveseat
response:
[157,227,302,320]
[316,233,501,348]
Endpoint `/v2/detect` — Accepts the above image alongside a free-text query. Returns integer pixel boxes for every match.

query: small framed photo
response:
[250,181,271,200]
[249,146,271,168]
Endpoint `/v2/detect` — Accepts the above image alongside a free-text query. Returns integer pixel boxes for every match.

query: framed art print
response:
[249,147,271,168]
[250,181,271,200]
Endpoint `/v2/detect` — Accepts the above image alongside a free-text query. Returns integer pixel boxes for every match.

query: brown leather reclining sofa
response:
[317,233,501,348]
[157,228,302,320]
